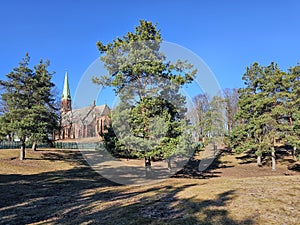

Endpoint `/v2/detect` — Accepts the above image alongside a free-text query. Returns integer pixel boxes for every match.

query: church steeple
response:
[61,71,72,113]
[62,71,71,101]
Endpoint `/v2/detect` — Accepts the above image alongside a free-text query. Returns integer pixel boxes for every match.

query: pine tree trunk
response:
[145,157,152,178]
[293,146,297,160]
[167,157,172,170]
[32,142,37,151]
[257,136,262,167]
[257,154,262,167]
[271,147,276,171]
[20,142,25,160]
[271,137,276,171]
[213,143,218,156]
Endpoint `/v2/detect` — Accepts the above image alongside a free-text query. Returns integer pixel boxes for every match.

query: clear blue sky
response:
[1,0,300,106]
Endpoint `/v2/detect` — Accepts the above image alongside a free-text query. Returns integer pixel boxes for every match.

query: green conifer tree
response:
[0,54,58,159]
[93,20,197,173]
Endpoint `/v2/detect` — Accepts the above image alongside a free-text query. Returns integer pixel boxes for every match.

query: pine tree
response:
[93,20,197,173]
[29,60,59,150]
[231,63,264,165]
[0,54,58,159]
[231,62,291,170]
[285,64,300,159]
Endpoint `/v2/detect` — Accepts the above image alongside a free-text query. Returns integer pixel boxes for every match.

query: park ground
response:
[0,148,299,225]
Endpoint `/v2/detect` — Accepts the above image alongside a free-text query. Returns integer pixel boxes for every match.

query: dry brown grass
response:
[0,148,299,225]
[0,149,80,174]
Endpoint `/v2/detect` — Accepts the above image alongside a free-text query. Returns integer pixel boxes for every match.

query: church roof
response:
[61,104,110,127]
[62,71,71,100]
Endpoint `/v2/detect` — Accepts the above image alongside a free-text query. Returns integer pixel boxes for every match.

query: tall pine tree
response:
[231,62,296,169]
[93,20,197,173]
[285,64,300,159]
[0,54,58,159]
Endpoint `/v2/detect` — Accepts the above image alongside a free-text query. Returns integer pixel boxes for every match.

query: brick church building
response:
[55,72,111,140]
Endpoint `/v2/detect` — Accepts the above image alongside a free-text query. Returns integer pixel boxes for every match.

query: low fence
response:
[54,142,102,149]
[0,141,101,150]
[0,141,52,149]
[0,141,22,149]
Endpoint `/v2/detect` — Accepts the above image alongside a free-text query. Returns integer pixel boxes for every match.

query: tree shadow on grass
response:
[0,166,118,225]
[0,168,254,225]
[235,150,257,165]
[82,188,254,225]
[173,149,234,179]
[173,157,222,179]
[235,147,299,168]
[0,149,254,225]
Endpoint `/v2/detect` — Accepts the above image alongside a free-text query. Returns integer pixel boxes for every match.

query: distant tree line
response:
[190,88,239,146]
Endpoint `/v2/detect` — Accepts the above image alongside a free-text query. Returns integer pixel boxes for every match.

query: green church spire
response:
[62,71,71,100]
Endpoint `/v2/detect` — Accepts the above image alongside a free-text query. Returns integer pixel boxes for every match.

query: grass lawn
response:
[0,148,299,225]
